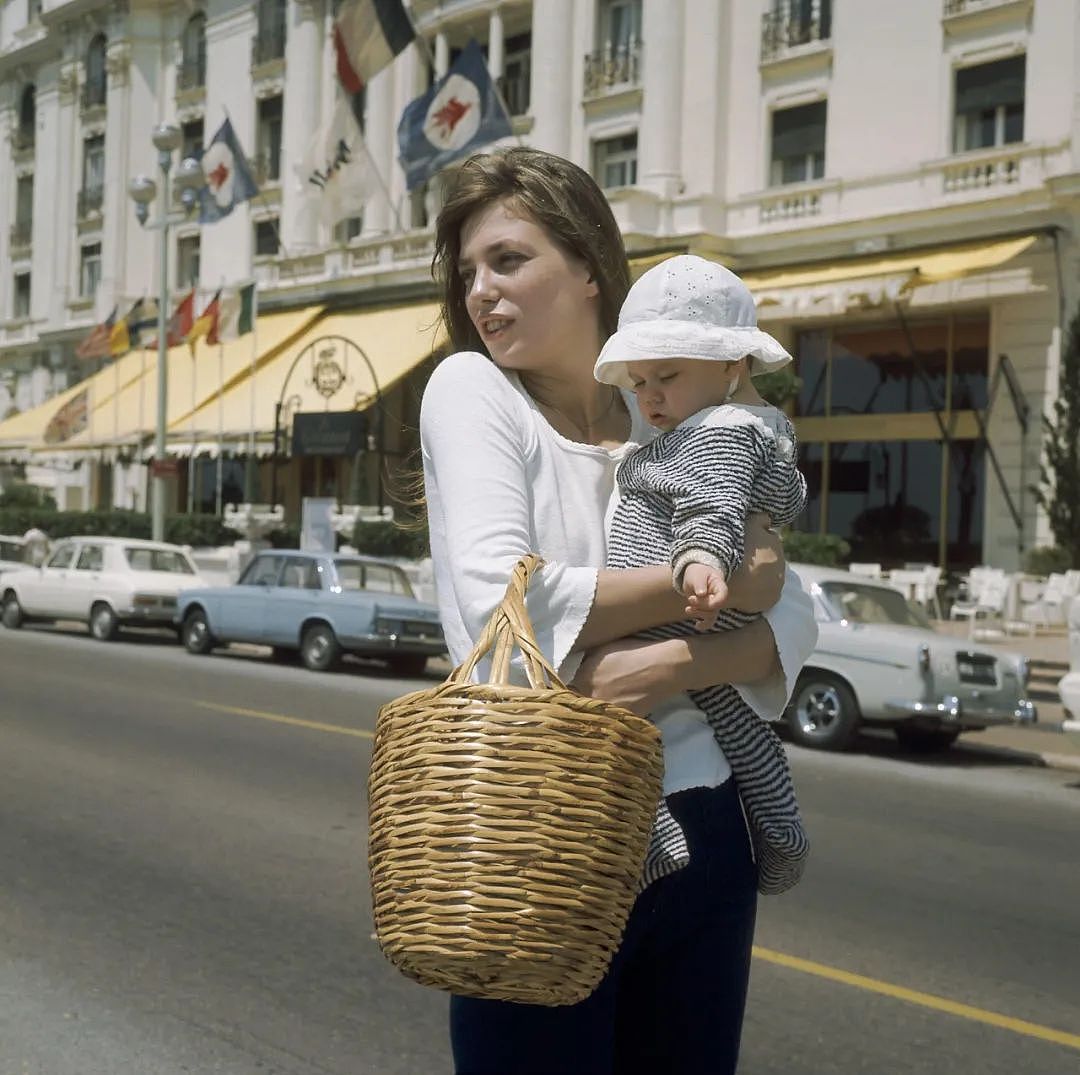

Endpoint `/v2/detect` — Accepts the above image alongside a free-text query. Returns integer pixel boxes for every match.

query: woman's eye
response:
[499,253,524,269]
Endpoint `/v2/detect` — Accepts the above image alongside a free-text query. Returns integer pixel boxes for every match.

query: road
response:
[1,625,1078,1074]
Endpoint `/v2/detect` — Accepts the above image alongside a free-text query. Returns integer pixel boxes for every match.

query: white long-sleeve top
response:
[420,352,817,796]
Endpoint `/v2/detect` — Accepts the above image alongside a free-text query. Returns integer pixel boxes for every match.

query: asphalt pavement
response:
[1,624,1078,1074]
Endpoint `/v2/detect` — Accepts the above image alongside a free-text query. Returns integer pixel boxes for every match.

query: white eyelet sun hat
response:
[594,254,792,389]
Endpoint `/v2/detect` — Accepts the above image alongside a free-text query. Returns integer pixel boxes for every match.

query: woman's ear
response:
[583,271,600,299]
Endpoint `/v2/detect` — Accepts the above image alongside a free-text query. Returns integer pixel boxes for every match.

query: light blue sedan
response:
[175,550,446,675]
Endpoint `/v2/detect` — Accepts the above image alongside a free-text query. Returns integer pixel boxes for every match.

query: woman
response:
[420,147,816,1075]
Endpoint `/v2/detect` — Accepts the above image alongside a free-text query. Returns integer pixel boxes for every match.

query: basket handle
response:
[448,555,570,690]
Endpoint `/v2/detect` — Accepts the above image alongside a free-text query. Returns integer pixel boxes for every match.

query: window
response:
[17,84,35,148]
[123,547,195,573]
[28,0,43,22]
[240,554,285,586]
[256,95,283,182]
[46,543,77,569]
[500,33,531,116]
[83,135,105,194]
[953,55,1025,154]
[80,243,102,299]
[76,544,104,571]
[177,235,200,290]
[179,12,207,90]
[280,559,322,590]
[181,119,204,163]
[254,218,279,257]
[253,0,287,64]
[598,0,642,52]
[770,100,826,185]
[13,272,32,318]
[84,34,108,108]
[593,132,638,189]
[335,560,414,596]
[15,175,34,230]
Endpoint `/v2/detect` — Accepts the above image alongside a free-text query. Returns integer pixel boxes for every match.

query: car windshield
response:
[124,547,195,574]
[0,539,28,563]
[820,581,932,629]
[335,560,415,597]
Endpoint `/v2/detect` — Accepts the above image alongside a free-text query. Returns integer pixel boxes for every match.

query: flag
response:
[208,283,256,345]
[44,388,89,444]
[75,307,117,361]
[397,39,512,191]
[297,92,376,227]
[108,299,145,357]
[187,290,221,347]
[130,298,160,342]
[198,118,259,224]
[333,0,415,94]
[146,290,195,349]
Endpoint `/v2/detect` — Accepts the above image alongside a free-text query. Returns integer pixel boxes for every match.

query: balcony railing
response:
[80,79,107,112]
[77,186,105,220]
[583,40,642,98]
[176,58,206,93]
[944,0,1024,14]
[9,221,32,249]
[10,126,35,153]
[496,71,530,117]
[761,1,832,62]
[943,148,1021,193]
[252,30,286,69]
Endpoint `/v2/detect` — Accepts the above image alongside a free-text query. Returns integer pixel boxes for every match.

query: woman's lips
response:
[480,316,513,341]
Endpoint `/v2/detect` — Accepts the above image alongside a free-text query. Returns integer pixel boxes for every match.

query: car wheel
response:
[301,623,341,672]
[893,727,961,753]
[89,602,119,642]
[182,609,215,655]
[787,673,860,751]
[1,592,24,629]
[388,654,428,677]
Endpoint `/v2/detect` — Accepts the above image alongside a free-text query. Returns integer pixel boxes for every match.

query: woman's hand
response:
[725,514,785,613]
[571,637,688,718]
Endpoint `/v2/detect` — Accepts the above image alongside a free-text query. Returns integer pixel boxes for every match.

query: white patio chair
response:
[950,570,1009,637]
[1020,572,1070,628]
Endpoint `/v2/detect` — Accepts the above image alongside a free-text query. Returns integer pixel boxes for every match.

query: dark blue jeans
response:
[450,779,759,1075]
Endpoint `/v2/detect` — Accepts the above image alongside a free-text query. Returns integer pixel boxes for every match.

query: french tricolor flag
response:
[334,0,416,94]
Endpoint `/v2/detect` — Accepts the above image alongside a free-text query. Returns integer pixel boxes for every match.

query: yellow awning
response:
[741,234,1039,294]
[176,300,447,444]
[3,307,323,457]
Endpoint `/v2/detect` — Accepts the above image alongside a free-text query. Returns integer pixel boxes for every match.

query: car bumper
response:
[341,631,446,657]
[119,605,178,626]
[884,694,1037,729]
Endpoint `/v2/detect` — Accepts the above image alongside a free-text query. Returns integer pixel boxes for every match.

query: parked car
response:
[0,534,32,580]
[0,536,207,640]
[787,563,1036,752]
[174,549,447,674]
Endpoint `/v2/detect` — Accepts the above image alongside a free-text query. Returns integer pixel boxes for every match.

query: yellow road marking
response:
[186,698,1078,1053]
[192,700,374,740]
[753,946,1080,1052]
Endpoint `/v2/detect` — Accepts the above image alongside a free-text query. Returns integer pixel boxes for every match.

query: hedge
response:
[0,509,241,547]
[780,529,851,567]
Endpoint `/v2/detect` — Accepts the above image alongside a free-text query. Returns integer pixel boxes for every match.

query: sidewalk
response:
[930,620,1080,773]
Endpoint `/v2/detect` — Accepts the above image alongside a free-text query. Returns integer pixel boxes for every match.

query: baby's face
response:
[625,358,743,431]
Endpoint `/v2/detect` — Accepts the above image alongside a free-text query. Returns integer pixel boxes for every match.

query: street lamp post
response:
[128,123,205,542]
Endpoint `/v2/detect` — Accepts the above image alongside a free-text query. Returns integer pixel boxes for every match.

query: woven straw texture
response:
[368,555,664,1006]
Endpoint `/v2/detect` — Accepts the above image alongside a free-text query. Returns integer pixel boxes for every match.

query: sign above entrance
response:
[291,411,367,457]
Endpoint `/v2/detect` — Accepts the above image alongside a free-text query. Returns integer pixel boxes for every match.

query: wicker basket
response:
[368,555,664,1006]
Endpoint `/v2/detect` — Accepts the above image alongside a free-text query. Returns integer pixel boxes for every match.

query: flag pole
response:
[215,337,225,516]
[188,331,198,515]
[246,283,259,504]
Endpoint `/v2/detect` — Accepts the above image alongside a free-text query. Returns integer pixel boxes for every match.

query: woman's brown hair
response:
[433,147,631,355]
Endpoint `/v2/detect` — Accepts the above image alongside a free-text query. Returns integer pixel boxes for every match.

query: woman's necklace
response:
[530,385,622,443]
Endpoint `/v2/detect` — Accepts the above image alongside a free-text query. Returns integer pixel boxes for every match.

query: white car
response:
[0,534,31,580]
[0,536,207,641]
[788,563,1036,752]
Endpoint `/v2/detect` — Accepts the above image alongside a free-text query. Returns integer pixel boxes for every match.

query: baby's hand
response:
[681,563,730,631]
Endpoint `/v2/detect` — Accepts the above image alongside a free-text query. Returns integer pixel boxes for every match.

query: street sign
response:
[149,458,181,478]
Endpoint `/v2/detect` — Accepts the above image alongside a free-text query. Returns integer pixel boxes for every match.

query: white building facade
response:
[0,0,1077,568]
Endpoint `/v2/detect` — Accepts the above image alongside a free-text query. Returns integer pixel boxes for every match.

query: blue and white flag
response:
[397,39,512,191]
[199,117,260,224]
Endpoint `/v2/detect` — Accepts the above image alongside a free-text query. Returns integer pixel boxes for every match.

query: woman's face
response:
[458,200,600,374]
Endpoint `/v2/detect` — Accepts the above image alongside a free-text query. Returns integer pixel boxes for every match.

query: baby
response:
[595,254,810,895]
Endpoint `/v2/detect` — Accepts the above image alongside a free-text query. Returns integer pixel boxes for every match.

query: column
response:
[0,88,13,321]
[639,0,684,198]
[102,39,133,310]
[361,66,394,236]
[489,8,505,80]
[282,0,322,250]
[529,0,573,157]
[35,63,67,325]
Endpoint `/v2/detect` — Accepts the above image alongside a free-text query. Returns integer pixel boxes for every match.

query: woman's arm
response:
[574,515,784,650]
[572,619,779,718]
